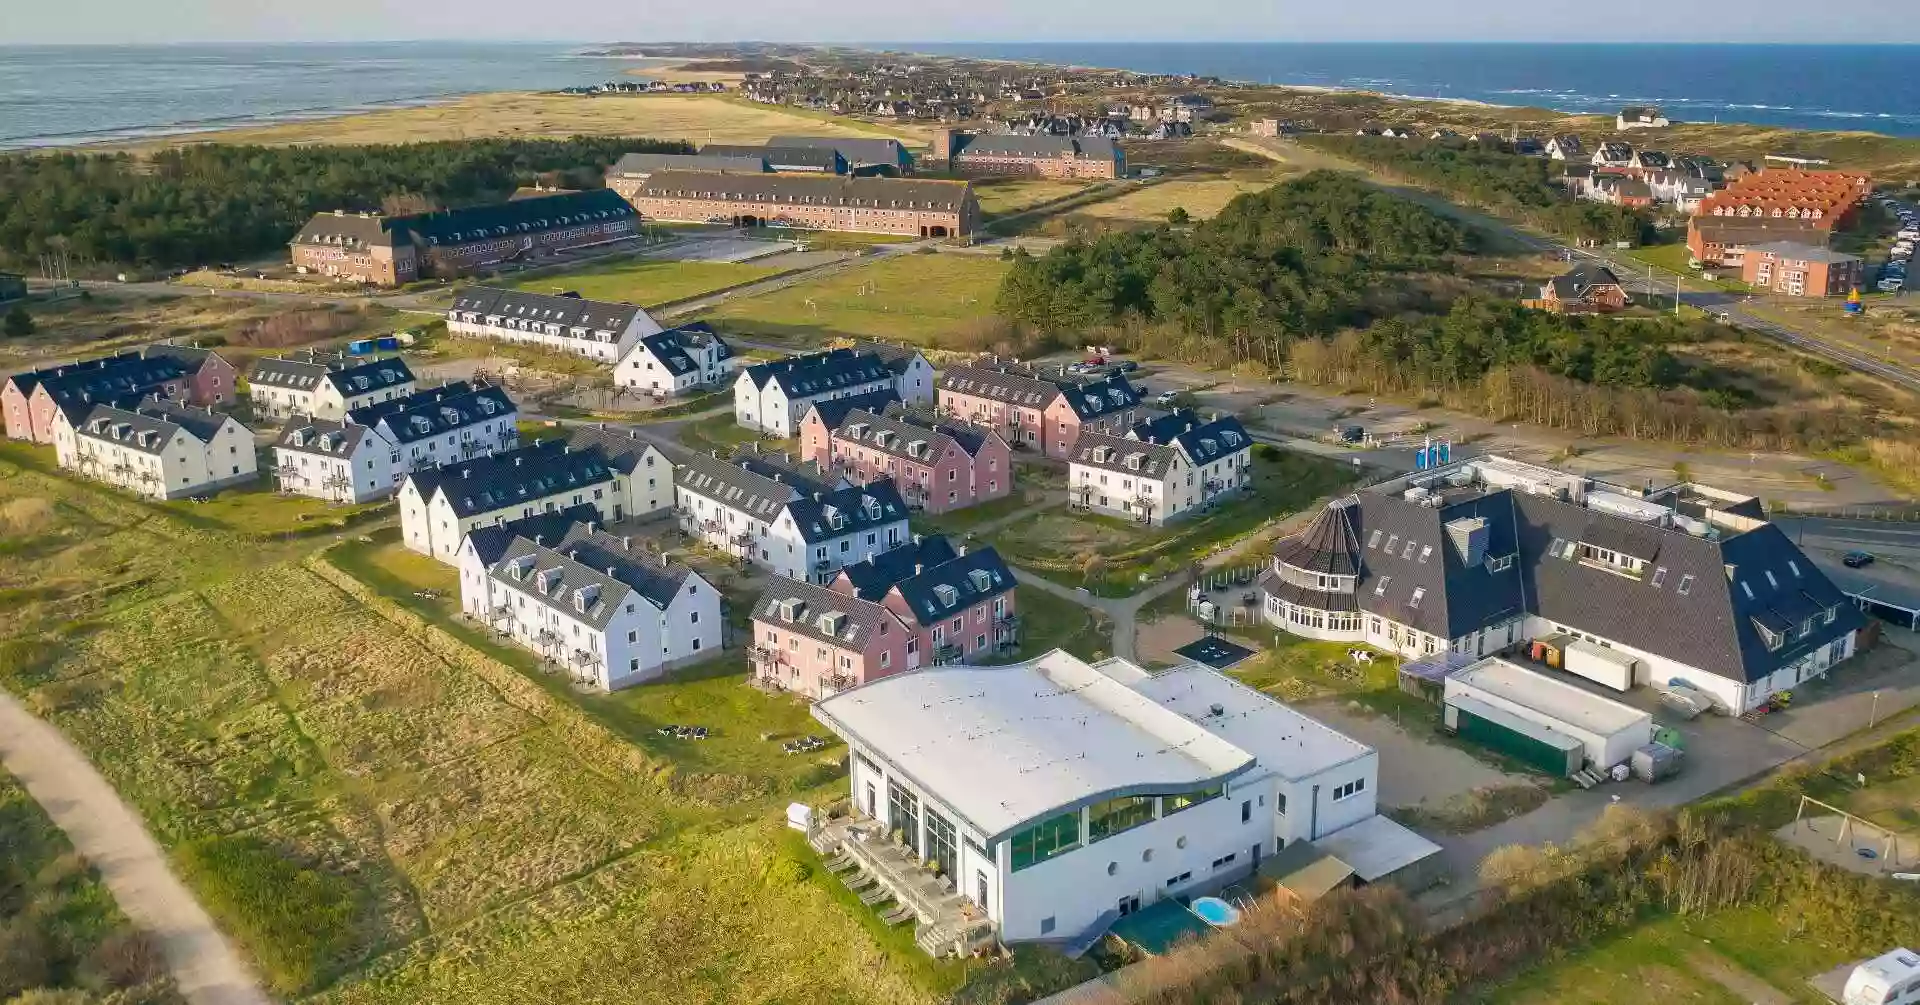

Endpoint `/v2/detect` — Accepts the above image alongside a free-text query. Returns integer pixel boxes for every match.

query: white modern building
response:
[53,396,257,500]
[272,417,396,503]
[812,651,1425,947]
[447,286,663,363]
[348,380,519,477]
[248,351,418,422]
[1442,657,1654,775]
[674,451,910,583]
[1068,411,1252,526]
[457,521,719,690]
[734,348,908,436]
[1260,456,1865,715]
[612,322,738,397]
[399,438,620,563]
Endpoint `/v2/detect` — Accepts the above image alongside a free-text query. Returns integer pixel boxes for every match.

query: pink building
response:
[798,388,903,468]
[831,537,1021,667]
[3,345,231,444]
[814,407,1012,515]
[750,578,913,700]
[936,362,1144,460]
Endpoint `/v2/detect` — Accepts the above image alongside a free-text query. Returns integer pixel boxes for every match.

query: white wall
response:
[448,311,658,363]
[610,446,672,518]
[274,440,395,503]
[377,412,519,478]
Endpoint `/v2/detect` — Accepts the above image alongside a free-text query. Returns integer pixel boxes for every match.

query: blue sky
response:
[4,0,1918,45]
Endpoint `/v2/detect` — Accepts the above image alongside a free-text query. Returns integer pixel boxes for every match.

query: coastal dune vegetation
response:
[0,136,685,268]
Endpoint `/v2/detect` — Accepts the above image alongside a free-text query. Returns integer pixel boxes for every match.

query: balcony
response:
[931,643,964,666]
[810,814,994,958]
[822,671,858,694]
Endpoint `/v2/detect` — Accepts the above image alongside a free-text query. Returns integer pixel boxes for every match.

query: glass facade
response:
[925,809,958,890]
[1088,795,1156,843]
[888,778,921,855]
[1163,784,1223,816]
[1009,812,1081,872]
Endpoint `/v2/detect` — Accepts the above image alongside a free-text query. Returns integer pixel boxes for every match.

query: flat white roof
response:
[813,651,1256,841]
[1129,665,1373,781]
[1313,815,1443,882]
[1449,657,1651,737]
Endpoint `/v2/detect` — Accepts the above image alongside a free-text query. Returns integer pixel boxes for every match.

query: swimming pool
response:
[1190,896,1241,927]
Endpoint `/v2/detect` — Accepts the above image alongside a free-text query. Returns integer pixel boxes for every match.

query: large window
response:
[1010,812,1081,872]
[1163,784,1223,816]
[925,809,958,890]
[1088,795,1156,843]
[888,779,921,855]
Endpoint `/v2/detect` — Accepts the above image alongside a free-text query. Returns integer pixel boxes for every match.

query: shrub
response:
[2,307,32,339]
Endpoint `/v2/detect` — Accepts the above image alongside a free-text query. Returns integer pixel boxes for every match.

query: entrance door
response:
[864,782,877,818]
[976,871,990,915]
[906,638,921,669]
[1117,895,1141,917]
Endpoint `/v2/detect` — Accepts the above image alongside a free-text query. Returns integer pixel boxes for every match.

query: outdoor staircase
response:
[1570,766,1606,788]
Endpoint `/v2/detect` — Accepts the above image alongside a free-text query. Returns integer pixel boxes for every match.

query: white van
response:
[1845,948,1920,1005]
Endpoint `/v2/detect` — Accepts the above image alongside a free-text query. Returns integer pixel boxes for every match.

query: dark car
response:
[1844,550,1875,568]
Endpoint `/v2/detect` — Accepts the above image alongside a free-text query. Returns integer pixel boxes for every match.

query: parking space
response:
[1873,191,1916,293]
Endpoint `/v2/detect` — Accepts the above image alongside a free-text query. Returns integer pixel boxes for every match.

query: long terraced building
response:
[624,171,979,238]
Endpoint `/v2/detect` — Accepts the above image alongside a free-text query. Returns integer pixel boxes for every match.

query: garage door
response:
[1453,705,1580,776]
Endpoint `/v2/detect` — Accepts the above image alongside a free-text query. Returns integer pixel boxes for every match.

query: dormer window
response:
[934,583,959,607]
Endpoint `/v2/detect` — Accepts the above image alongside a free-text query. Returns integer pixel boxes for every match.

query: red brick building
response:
[1738,242,1865,298]
[1685,168,1871,267]
[289,189,640,286]
[932,132,1125,180]
[3,344,232,444]
[1532,264,1629,315]
[627,171,978,238]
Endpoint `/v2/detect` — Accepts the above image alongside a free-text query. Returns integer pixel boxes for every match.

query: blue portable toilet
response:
[375,335,400,351]
[346,338,374,356]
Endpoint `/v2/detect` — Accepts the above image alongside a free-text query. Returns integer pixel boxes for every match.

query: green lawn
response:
[701,252,1008,346]
[989,587,1113,665]
[679,410,790,456]
[510,256,786,308]
[910,488,1048,538]
[159,481,389,538]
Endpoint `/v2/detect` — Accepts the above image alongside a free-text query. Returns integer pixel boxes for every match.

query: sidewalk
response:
[0,692,272,1005]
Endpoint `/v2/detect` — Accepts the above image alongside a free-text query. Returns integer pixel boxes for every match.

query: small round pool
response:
[1190,896,1241,927]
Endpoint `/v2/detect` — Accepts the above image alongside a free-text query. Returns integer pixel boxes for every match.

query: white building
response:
[674,451,910,584]
[447,286,663,363]
[1260,456,1864,715]
[349,380,518,478]
[54,396,257,500]
[457,521,719,690]
[612,322,738,398]
[1068,411,1252,526]
[563,425,674,519]
[399,438,620,563]
[813,651,1424,946]
[1443,657,1654,774]
[1617,106,1670,130]
[734,348,903,436]
[248,351,418,421]
[272,417,396,503]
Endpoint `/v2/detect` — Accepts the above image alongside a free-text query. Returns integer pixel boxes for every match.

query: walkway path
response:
[0,692,272,1005]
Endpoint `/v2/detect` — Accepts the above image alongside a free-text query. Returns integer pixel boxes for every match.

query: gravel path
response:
[0,692,273,1005]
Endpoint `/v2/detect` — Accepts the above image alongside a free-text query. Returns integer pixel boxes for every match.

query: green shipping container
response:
[1450,703,1581,776]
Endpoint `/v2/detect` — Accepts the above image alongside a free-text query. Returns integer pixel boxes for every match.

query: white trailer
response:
[1563,640,1640,692]
[1844,948,1920,1005]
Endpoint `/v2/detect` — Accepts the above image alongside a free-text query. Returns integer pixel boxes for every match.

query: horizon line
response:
[6,38,1920,48]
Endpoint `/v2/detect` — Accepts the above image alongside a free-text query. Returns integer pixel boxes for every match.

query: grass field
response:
[1080,173,1287,223]
[1,768,184,1004]
[0,294,401,375]
[701,252,1008,346]
[972,178,1096,217]
[508,255,786,308]
[0,446,989,1005]
[127,92,922,149]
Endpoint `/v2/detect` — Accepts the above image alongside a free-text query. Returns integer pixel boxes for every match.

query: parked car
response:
[1113,360,1140,373]
[1156,389,1180,406]
[1844,550,1876,568]
[1083,355,1107,366]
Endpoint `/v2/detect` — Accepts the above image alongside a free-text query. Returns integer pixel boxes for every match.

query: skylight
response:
[1408,587,1426,608]
[1677,574,1693,596]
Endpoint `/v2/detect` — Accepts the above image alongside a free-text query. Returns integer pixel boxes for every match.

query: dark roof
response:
[1072,429,1183,480]
[561,425,662,475]
[674,451,805,521]
[463,504,603,567]
[275,416,373,458]
[449,286,650,332]
[752,577,899,652]
[1350,492,1530,639]
[611,152,767,177]
[1128,410,1250,464]
[803,388,903,431]
[785,479,909,543]
[72,395,234,454]
[1273,497,1364,578]
[1058,373,1144,420]
[349,380,515,444]
[890,546,1017,629]
[845,341,925,377]
[832,408,975,464]
[140,342,228,375]
[489,529,699,630]
[699,144,843,171]
[405,438,616,518]
[938,363,1065,409]
[952,134,1120,160]
[836,536,961,602]
[767,135,913,168]
[636,324,734,376]
[293,190,636,252]
[30,352,192,407]
[637,171,971,211]
[250,352,415,397]
[1547,264,1624,300]
[742,349,893,398]
[1689,216,1832,246]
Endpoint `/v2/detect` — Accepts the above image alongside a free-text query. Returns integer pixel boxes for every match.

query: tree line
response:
[0,136,687,268]
[995,170,1476,368]
[1299,135,1652,246]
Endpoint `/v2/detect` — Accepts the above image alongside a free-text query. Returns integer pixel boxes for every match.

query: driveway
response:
[0,692,271,1005]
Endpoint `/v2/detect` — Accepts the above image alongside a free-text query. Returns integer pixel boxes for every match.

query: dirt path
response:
[1686,949,1794,1005]
[0,692,274,1005]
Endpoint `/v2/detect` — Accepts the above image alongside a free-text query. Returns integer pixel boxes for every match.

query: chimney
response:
[813,491,822,502]
[534,534,544,546]
[915,563,923,575]
[606,566,616,577]
[462,468,471,478]
[711,449,719,458]
[659,552,668,568]
[598,422,606,430]
[586,520,598,536]
[515,456,522,466]
[621,535,632,551]
[628,430,638,440]
[956,543,966,557]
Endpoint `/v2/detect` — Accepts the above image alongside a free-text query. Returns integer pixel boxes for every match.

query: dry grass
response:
[700,252,1008,346]
[0,294,401,374]
[971,178,1095,216]
[136,93,923,149]
[1081,172,1291,223]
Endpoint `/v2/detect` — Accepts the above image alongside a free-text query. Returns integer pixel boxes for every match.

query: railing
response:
[822,671,857,693]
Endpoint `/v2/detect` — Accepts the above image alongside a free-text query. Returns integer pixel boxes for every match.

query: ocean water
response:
[0,41,626,149]
[904,42,1920,137]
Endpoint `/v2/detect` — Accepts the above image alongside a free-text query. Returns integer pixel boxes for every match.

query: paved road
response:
[0,692,272,1005]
